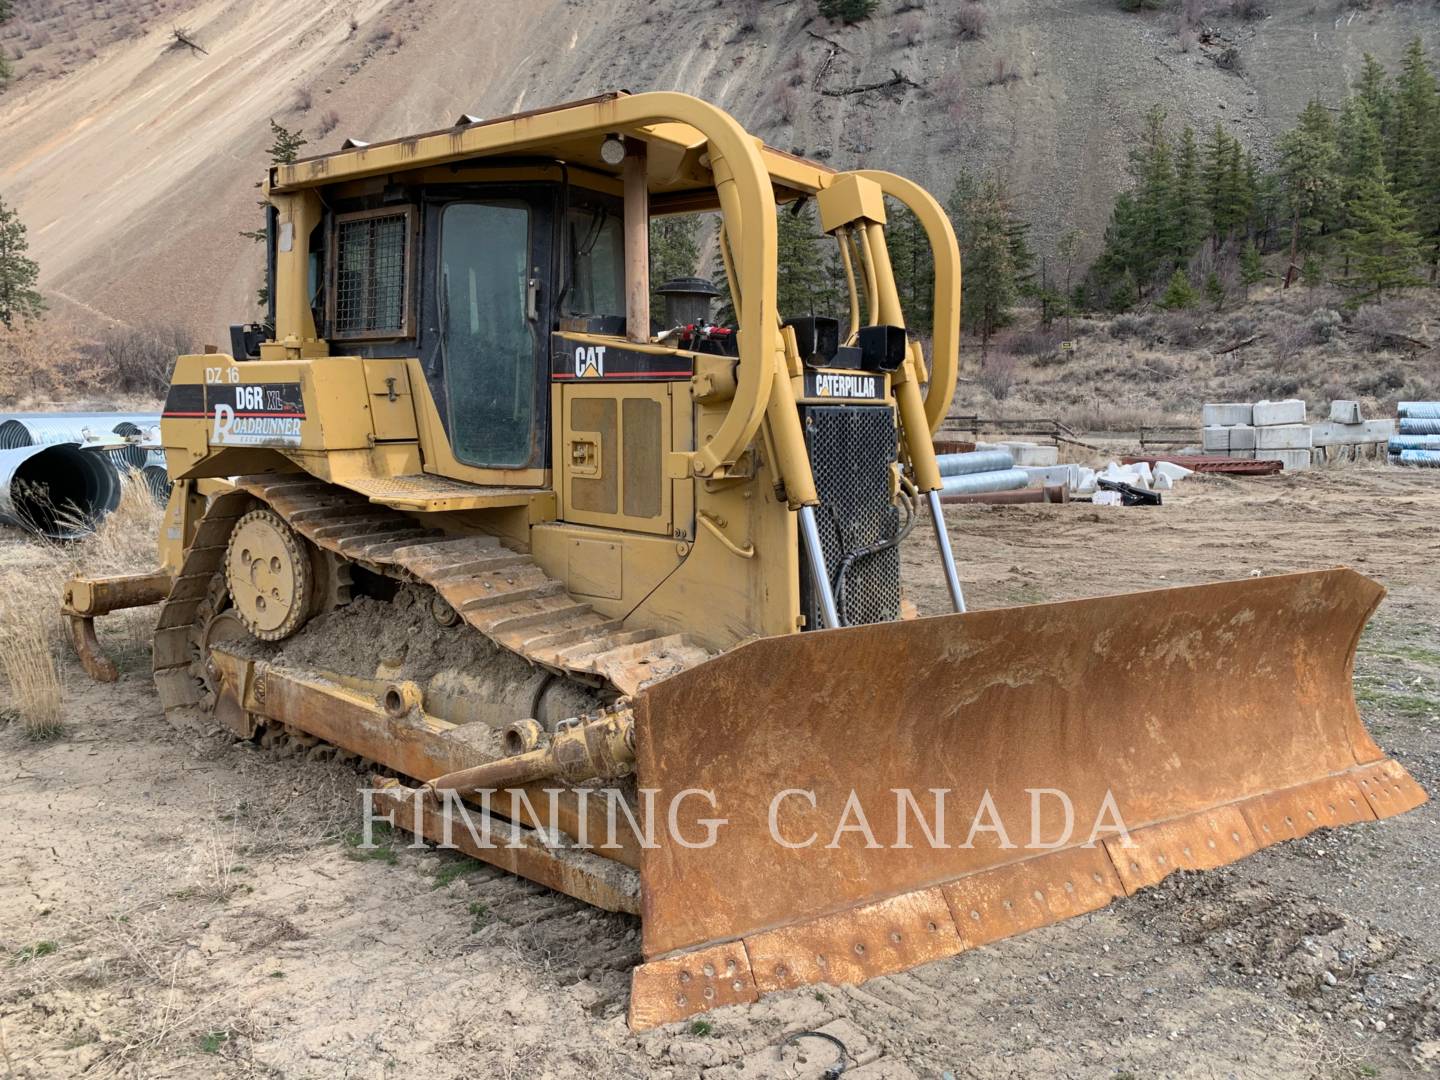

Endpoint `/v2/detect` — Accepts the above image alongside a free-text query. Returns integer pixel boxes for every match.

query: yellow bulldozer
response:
[63,91,1425,1030]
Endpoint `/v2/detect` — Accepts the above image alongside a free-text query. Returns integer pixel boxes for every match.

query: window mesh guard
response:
[335,214,407,335]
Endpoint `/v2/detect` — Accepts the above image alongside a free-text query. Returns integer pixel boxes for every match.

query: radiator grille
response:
[799,404,901,629]
[335,213,408,336]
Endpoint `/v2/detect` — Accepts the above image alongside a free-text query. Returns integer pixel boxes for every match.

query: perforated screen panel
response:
[799,404,902,629]
[335,213,408,336]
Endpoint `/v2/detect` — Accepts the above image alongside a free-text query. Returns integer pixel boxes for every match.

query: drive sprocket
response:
[224,507,313,641]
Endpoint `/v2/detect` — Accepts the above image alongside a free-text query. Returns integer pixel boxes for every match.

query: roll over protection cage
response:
[263,91,965,514]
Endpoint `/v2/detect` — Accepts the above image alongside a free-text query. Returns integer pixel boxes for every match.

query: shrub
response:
[898,11,924,45]
[1307,308,1341,345]
[782,52,806,88]
[1231,0,1265,18]
[1008,329,1062,356]
[817,0,877,23]
[1158,312,1204,349]
[1108,312,1145,339]
[316,109,340,137]
[977,353,1016,400]
[988,57,1019,86]
[87,323,197,396]
[1117,0,1162,9]
[955,2,987,40]
[775,83,801,124]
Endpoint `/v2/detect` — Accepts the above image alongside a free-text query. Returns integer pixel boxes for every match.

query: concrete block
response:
[1257,448,1312,471]
[1228,424,1256,450]
[1017,446,1059,467]
[1202,402,1253,426]
[1329,399,1362,424]
[1020,464,1080,488]
[1253,398,1307,426]
[1255,423,1313,450]
[1202,425,1230,452]
[1227,448,1256,459]
[1000,441,1060,467]
[1311,418,1395,447]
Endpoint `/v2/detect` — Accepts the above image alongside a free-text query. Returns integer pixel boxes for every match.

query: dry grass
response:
[0,477,164,738]
[0,630,62,738]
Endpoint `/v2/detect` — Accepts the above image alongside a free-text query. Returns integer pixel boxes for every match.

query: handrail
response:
[852,170,963,435]
[599,93,777,478]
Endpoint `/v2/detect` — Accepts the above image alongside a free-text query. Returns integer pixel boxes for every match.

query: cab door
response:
[418,190,553,473]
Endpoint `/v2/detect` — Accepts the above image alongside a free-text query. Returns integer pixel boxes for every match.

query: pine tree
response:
[1006,216,1037,298]
[1160,269,1197,310]
[1337,160,1423,299]
[1389,38,1440,280]
[1301,255,1324,289]
[1352,53,1394,157]
[1204,271,1226,311]
[1335,96,1386,276]
[1204,125,1252,246]
[956,180,1016,355]
[1277,101,1340,259]
[0,0,12,84]
[649,214,700,314]
[241,120,310,307]
[0,196,44,329]
[775,201,829,317]
[1172,126,1209,256]
[1091,191,1146,309]
[1240,239,1265,298]
[1390,40,1437,204]
[1131,106,1178,283]
[884,201,935,329]
[818,0,877,23]
[267,118,308,165]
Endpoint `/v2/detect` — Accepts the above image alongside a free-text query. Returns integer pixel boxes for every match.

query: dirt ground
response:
[1,461,1437,1079]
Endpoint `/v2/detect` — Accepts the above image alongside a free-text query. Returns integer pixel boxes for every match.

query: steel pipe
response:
[0,413,161,449]
[1398,450,1440,467]
[926,488,966,613]
[141,465,172,504]
[935,449,1015,478]
[1399,417,1440,436]
[798,505,842,629]
[0,444,122,539]
[1398,402,1440,419]
[1389,435,1440,453]
[938,467,1029,497]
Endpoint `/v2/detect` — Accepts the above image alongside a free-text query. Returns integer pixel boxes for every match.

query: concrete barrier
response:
[1257,448,1312,471]
[1253,399,1307,426]
[1202,403,1253,426]
[1256,424,1313,450]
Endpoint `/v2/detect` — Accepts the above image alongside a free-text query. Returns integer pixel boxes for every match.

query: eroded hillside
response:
[1,0,1436,338]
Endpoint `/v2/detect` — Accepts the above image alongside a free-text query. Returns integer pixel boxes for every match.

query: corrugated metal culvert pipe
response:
[0,414,161,449]
[0,444,122,539]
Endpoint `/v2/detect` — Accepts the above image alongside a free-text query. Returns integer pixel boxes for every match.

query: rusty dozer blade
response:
[626,568,1428,1029]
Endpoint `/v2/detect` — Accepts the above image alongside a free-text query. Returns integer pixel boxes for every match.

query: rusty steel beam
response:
[372,781,640,915]
[940,484,1069,506]
[209,648,642,871]
[61,570,173,682]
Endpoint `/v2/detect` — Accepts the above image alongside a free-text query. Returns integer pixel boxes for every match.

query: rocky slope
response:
[0,0,1436,339]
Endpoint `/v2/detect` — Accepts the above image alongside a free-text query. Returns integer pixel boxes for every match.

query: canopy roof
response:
[269,90,834,208]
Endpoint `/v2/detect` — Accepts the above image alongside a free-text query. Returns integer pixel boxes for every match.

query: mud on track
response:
[1,462,1436,1078]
